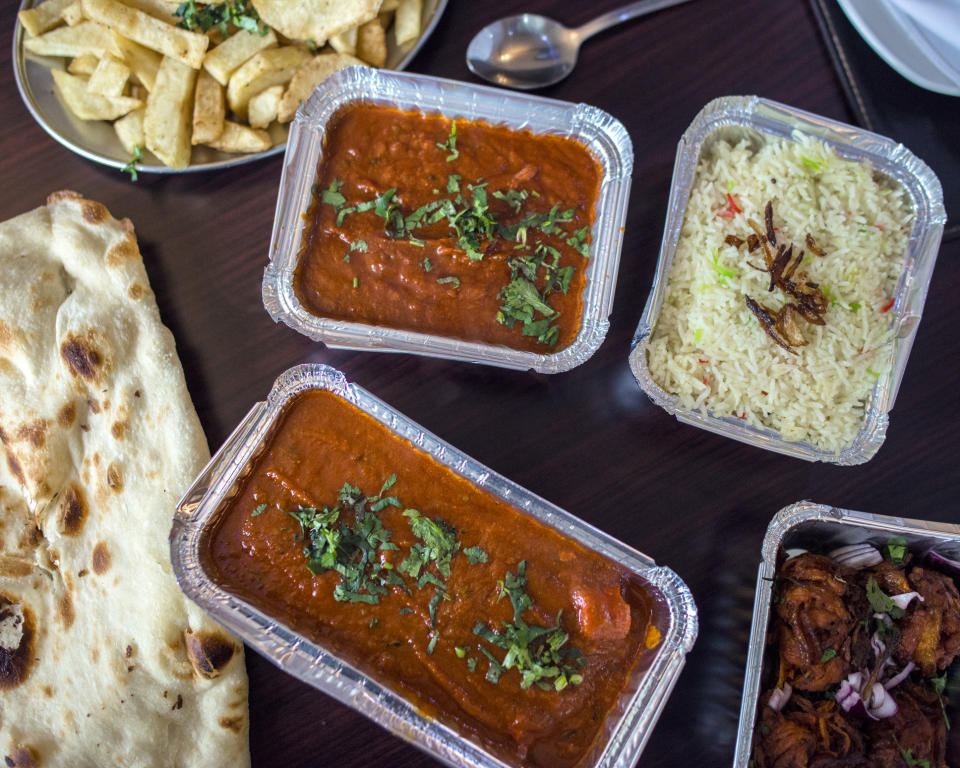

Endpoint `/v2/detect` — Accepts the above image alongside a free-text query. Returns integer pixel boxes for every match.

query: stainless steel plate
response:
[12,0,448,174]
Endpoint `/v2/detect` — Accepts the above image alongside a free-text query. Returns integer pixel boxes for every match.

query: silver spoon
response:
[466,0,694,90]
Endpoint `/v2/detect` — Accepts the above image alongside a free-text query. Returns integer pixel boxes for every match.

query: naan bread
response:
[0,192,249,767]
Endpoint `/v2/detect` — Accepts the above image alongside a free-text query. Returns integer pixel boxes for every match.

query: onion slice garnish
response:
[836,672,899,719]
[890,591,924,610]
[767,682,792,712]
[828,543,883,568]
[884,661,915,690]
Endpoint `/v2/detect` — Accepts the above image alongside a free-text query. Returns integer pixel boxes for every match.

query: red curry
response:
[294,105,602,352]
[205,390,655,767]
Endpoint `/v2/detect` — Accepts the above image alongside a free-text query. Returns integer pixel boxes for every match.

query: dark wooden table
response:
[2,1,957,766]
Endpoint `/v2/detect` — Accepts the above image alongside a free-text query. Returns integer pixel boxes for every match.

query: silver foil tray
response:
[628,95,946,464]
[171,363,697,768]
[261,67,633,372]
[733,501,960,767]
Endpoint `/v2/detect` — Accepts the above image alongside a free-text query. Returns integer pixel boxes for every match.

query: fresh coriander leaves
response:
[437,276,460,289]
[174,0,268,36]
[472,561,585,691]
[437,120,458,161]
[882,536,909,566]
[866,576,906,619]
[122,144,142,182]
[285,478,400,605]
[820,648,836,663]
[251,503,267,517]
[464,546,488,564]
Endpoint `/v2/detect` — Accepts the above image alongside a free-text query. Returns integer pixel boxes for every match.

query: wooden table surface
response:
[2,1,958,766]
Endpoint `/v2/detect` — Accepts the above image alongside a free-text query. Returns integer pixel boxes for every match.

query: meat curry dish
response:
[204,389,658,767]
[294,105,602,352]
[753,546,960,768]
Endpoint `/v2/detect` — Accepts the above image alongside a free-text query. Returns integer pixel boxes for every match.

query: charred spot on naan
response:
[218,716,244,733]
[111,420,128,440]
[14,421,46,450]
[105,234,138,268]
[0,558,34,579]
[184,631,237,680]
[60,333,107,383]
[3,745,40,768]
[80,200,109,226]
[57,403,76,428]
[57,484,88,537]
[0,595,36,690]
[92,542,111,575]
[106,462,123,493]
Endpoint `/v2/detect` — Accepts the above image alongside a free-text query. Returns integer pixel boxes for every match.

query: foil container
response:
[734,501,960,767]
[171,364,698,768]
[262,67,633,373]
[628,95,946,464]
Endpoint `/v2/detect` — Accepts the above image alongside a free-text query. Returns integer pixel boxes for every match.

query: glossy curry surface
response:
[205,389,654,767]
[294,105,602,352]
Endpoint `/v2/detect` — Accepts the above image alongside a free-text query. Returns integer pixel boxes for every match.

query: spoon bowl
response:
[466,14,580,90]
[466,0,694,90]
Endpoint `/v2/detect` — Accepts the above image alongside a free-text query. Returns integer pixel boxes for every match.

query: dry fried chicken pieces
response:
[776,554,863,691]
[754,697,867,768]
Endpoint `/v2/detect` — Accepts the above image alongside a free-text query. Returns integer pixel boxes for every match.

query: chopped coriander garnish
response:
[352,277,359,289]
[251,503,267,517]
[800,155,822,173]
[399,509,460,579]
[472,561,585,691]
[492,188,529,213]
[882,535,908,566]
[399,607,413,616]
[174,0,268,36]
[420,257,433,272]
[866,576,905,619]
[284,478,402,605]
[426,634,438,654]
[350,239,368,253]
[464,546,488,564]
[369,617,379,629]
[466,657,477,673]
[820,648,836,663]
[321,178,346,208]
[122,144,142,182]
[437,276,460,289]
[849,302,862,311]
[437,119,458,161]
[454,646,467,658]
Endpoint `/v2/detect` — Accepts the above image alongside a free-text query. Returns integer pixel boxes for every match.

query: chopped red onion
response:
[829,543,883,568]
[890,591,924,610]
[837,675,862,711]
[924,550,960,580]
[767,682,792,712]
[836,673,898,719]
[864,683,898,719]
[871,630,886,659]
[884,661,915,690]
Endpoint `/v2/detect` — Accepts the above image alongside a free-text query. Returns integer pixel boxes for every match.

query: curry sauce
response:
[205,389,655,767]
[294,105,602,352]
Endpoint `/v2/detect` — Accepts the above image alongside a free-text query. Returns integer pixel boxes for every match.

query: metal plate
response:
[12,0,448,174]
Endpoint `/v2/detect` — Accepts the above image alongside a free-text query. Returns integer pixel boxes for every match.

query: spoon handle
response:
[575,0,694,42]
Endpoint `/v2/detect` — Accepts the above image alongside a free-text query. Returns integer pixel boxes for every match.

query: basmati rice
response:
[646,130,913,453]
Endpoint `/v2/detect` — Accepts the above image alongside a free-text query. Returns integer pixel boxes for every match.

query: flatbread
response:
[249,0,382,46]
[0,192,250,767]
